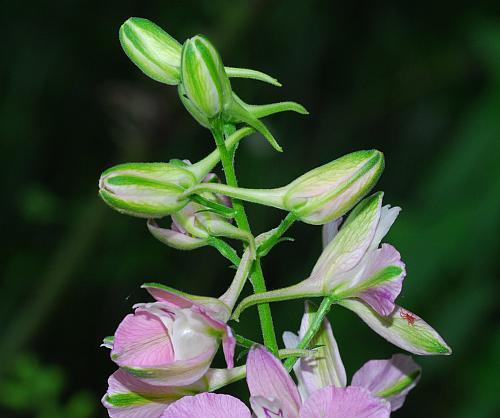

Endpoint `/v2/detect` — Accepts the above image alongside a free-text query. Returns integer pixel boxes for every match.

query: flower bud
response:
[98,127,254,219]
[282,150,384,224]
[119,17,182,85]
[120,17,282,88]
[182,150,384,225]
[147,219,210,250]
[178,83,210,128]
[180,35,232,120]
[99,163,195,218]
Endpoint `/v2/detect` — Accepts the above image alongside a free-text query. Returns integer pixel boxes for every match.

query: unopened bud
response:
[119,17,182,85]
[147,219,209,250]
[99,163,195,218]
[98,127,254,218]
[180,35,232,120]
[171,181,256,256]
[182,150,384,225]
[282,150,384,224]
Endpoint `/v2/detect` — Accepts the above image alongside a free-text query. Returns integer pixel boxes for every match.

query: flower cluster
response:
[99,17,451,418]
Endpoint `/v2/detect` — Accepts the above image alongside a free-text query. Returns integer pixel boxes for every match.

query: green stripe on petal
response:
[376,370,421,398]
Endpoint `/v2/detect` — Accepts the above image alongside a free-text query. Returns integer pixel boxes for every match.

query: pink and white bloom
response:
[233,192,405,319]
[284,303,422,411]
[109,283,236,387]
[107,244,255,388]
[162,345,391,418]
[102,248,254,417]
[102,366,246,418]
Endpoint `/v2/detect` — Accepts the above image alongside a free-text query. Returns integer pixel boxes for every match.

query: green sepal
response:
[233,93,308,119]
[226,98,283,152]
[225,67,281,86]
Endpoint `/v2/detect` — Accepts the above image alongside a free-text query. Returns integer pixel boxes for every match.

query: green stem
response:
[235,334,312,359]
[190,194,237,218]
[257,213,296,257]
[283,296,335,371]
[212,120,279,356]
[235,334,257,348]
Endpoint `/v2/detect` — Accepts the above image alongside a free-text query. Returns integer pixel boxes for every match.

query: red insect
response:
[399,309,417,326]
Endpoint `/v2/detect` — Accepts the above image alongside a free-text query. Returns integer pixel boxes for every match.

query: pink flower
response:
[109,284,235,387]
[102,367,246,418]
[162,346,397,418]
[233,193,406,320]
[102,248,255,417]
[283,303,421,411]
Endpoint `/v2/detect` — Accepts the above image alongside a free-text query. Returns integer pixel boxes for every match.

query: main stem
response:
[283,296,334,371]
[212,121,279,356]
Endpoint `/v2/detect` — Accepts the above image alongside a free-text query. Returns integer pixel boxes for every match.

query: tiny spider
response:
[400,309,417,326]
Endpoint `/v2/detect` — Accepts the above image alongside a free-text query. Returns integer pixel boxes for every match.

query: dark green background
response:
[1,1,499,417]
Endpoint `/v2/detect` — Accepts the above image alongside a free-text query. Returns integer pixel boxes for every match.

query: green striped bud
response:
[120,17,282,88]
[119,17,182,85]
[180,35,233,121]
[182,150,384,225]
[98,127,255,219]
[282,150,384,224]
[99,163,195,218]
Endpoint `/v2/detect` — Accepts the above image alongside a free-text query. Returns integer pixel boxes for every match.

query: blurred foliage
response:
[1,1,499,417]
[0,353,95,418]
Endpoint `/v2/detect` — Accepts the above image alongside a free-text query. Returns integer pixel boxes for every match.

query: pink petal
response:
[331,244,405,316]
[102,369,178,418]
[112,311,174,368]
[142,283,231,322]
[161,393,251,418]
[356,244,405,316]
[352,354,421,411]
[143,284,197,309]
[123,348,215,387]
[300,386,391,418]
[247,346,301,418]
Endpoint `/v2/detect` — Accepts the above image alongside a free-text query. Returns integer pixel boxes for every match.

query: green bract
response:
[181,36,233,120]
[182,150,384,225]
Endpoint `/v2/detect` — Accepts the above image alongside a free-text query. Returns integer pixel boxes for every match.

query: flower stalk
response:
[211,120,279,356]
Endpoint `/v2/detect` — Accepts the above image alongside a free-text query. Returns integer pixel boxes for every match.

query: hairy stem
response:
[212,120,279,356]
